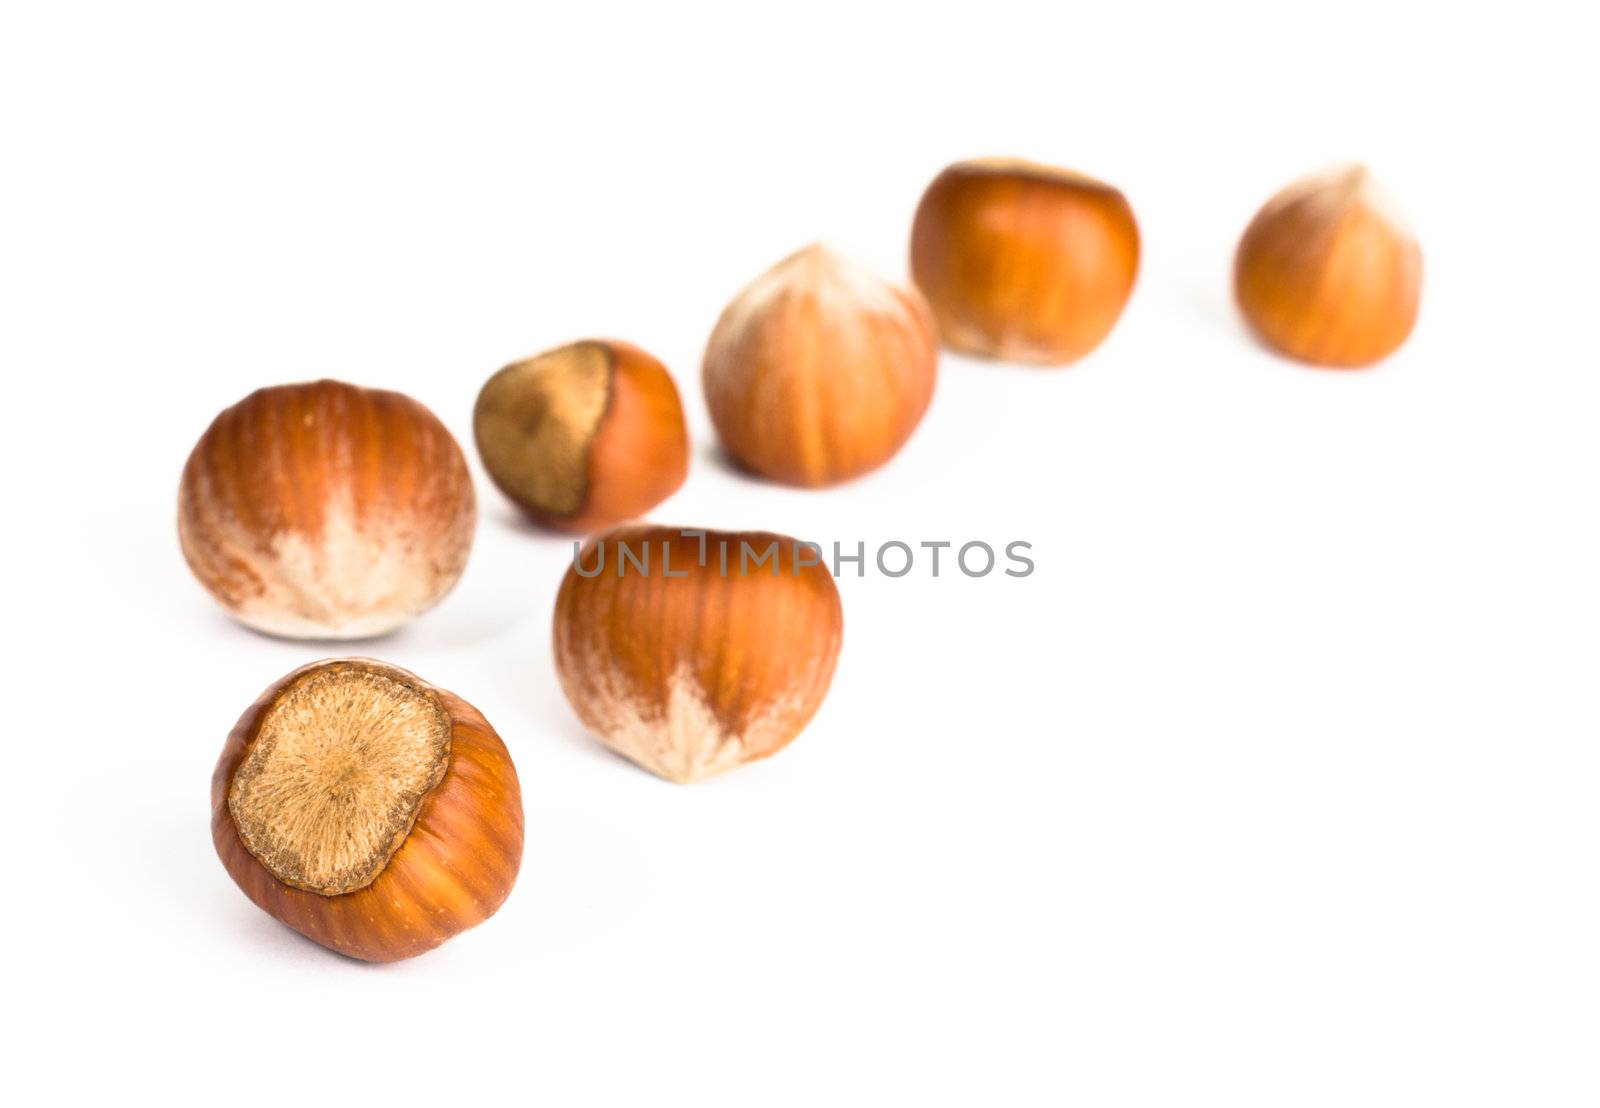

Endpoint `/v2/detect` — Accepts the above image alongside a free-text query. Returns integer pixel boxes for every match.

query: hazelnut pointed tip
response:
[1234,164,1422,368]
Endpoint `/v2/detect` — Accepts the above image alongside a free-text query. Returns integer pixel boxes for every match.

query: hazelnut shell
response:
[1234,165,1422,368]
[474,339,689,532]
[910,158,1140,364]
[702,244,938,487]
[178,379,476,639]
[553,524,844,782]
[212,658,523,962]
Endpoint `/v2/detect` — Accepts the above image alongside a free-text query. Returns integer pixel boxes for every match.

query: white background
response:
[3,1,1597,1103]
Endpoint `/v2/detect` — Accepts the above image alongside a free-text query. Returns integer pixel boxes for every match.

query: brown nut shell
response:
[910,158,1140,364]
[1234,165,1422,368]
[553,524,844,783]
[178,379,476,639]
[473,339,689,533]
[702,244,938,487]
[212,658,523,962]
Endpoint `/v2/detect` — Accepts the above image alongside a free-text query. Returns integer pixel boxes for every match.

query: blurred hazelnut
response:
[474,339,689,532]
[910,158,1140,364]
[1234,165,1422,368]
[703,244,938,487]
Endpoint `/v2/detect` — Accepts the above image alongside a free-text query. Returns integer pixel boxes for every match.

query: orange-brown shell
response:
[211,659,524,962]
[476,340,689,534]
[702,245,938,487]
[178,379,476,639]
[910,158,1140,365]
[553,525,844,782]
[1234,166,1422,368]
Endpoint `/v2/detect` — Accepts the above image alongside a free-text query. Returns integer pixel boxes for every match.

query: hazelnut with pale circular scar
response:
[178,379,476,639]
[474,339,689,533]
[910,158,1140,364]
[1234,164,1422,368]
[212,658,523,962]
[702,244,939,487]
[553,524,844,783]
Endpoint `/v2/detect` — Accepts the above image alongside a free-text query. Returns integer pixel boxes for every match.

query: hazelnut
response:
[473,339,689,532]
[553,524,844,783]
[702,244,938,487]
[1234,165,1422,368]
[212,658,523,962]
[910,157,1141,364]
[178,379,475,639]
